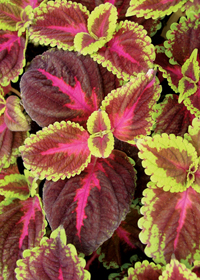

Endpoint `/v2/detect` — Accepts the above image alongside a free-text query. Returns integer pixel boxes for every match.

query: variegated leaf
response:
[20,48,103,128]
[43,151,136,255]
[15,226,90,280]
[138,182,200,266]
[137,133,198,192]
[0,30,27,86]
[20,121,91,181]
[126,0,188,19]
[30,0,89,50]
[0,115,27,171]
[101,72,161,144]
[4,95,30,131]
[0,0,22,31]
[91,20,155,80]
[0,195,46,279]
[124,260,163,280]
[87,110,114,158]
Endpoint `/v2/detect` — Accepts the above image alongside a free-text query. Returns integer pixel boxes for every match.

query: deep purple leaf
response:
[43,150,136,255]
[20,49,104,128]
[0,31,27,86]
[0,196,46,279]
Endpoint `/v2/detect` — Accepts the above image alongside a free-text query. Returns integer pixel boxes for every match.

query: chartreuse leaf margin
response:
[15,225,91,280]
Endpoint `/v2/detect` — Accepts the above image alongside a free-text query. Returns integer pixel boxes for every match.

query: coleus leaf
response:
[43,150,136,255]
[160,259,200,280]
[91,20,155,80]
[0,114,28,171]
[0,195,46,279]
[15,226,90,280]
[0,89,6,115]
[184,118,200,190]
[29,0,89,50]
[164,13,200,66]
[178,49,199,103]
[20,48,103,128]
[0,0,22,31]
[155,45,183,93]
[8,0,43,9]
[126,0,188,19]
[138,182,200,265]
[97,204,143,269]
[0,173,30,200]
[153,94,195,137]
[20,120,91,181]
[101,71,161,144]
[0,30,27,86]
[137,133,198,192]
[74,3,118,55]
[4,95,30,131]
[124,260,163,280]
[87,110,114,158]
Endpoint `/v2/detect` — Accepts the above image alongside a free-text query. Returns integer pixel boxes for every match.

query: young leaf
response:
[74,3,118,55]
[91,20,155,80]
[30,0,89,50]
[160,259,199,280]
[124,260,163,280]
[138,182,200,265]
[15,226,91,280]
[126,0,187,19]
[87,110,114,158]
[0,30,27,86]
[178,49,199,103]
[0,195,46,279]
[20,121,91,181]
[20,48,103,128]
[43,151,136,255]
[101,72,161,144]
[4,95,30,131]
[137,133,198,192]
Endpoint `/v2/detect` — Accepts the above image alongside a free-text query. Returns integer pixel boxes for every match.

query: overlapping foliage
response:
[1,0,200,279]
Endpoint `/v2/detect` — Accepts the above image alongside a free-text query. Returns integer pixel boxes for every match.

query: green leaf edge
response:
[126,0,188,19]
[90,20,155,81]
[19,120,91,182]
[29,0,90,51]
[1,30,28,87]
[0,173,30,200]
[15,225,91,280]
[137,133,198,192]
[87,2,117,41]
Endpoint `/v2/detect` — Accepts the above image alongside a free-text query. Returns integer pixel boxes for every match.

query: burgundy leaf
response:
[0,31,27,86]
[20,49,104,128]
[43,150,136,255]
[0,115,27,170]
[155,46,183,92]
[91,20,155,80]
[98,205,143,268]
[0,196,46,279]
[30,0,89,50]
[153,94,195,137]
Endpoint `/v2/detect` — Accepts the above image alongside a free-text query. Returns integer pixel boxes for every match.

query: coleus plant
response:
[1,0,200,279]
